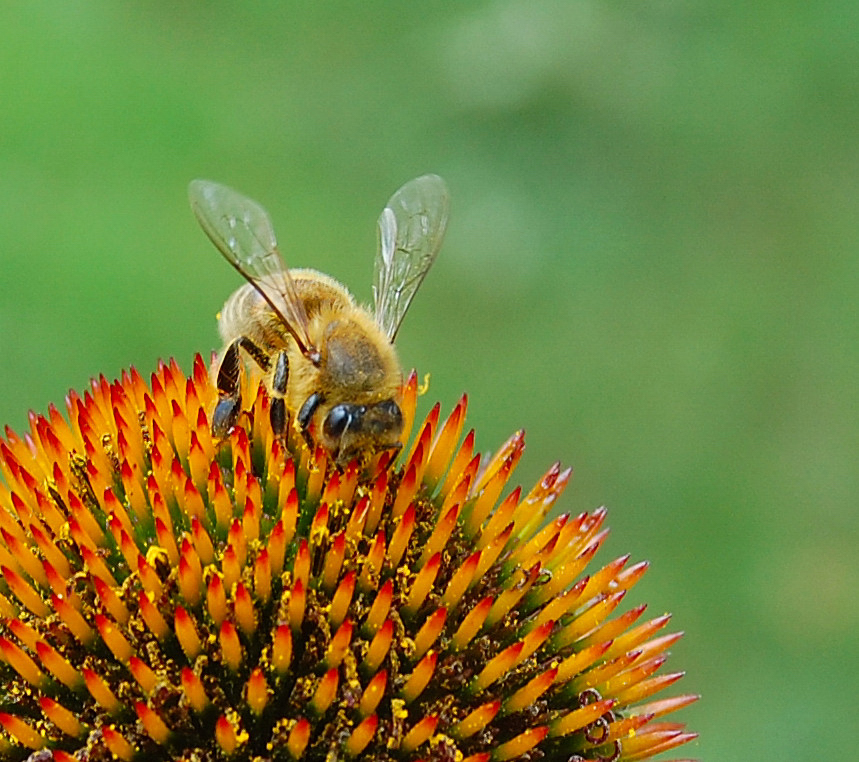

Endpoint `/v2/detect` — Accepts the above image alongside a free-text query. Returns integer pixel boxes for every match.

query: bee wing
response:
[189,180,317,360]
[373,174,450,341]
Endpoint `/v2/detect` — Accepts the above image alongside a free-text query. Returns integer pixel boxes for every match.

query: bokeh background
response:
[2,3,857,759]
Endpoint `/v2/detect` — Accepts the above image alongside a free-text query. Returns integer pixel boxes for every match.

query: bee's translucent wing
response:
[373,174,450,341]
[189,180,317,360]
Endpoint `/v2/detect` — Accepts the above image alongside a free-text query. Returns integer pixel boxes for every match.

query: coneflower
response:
[0,356,697,761]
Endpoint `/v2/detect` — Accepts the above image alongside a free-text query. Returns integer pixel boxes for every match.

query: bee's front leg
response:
[297,392,324,452]
[269,350,289,440]
[213,336,271,439]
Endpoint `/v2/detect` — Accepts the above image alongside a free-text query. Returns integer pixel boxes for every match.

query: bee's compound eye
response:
[324,405,352,440]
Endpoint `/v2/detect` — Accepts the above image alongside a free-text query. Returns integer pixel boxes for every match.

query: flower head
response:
[0,356,697,761]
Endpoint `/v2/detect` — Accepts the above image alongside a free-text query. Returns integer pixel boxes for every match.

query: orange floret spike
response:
[254,549,272,603]
[95,614,133,663]
[554,641,614,686]
[0,636,45,687]
[470,641,524,694]
[363,578,393,636]
[358,669,387,717]
[413,607,447,661]
[138,590,170,640]
[234,582,256,636]
[246,668,270,714]
[82,667,121,713]
[391,461,418,521]
[286,717,311,759]
[552,591,626,650]
[101,727,135,760]
[387,503,416,569]
[220,621,243,671]
[181,667,209,713]
[3,566,49,618]
[215,715,238,755]
[401,714,438,753]
[451,701,501,740]
[35,641,80,689]
[440,550,480,612]
[288,579,306,632]
[402,552,441,617]
[325,619,353,669]
[358,531,386,592]
[613,670,687,707]
[190,515,215,566]
[502,665,558,716]
[485,565,539,628]
[419,502,460,567]
[227,519,247,570]
[362,618,394,675]
[492,726,549,761]
[345,714,378,756]
[136,701,171,744]
[329,569,357,629]
[400,650,437,704]
[451,596,493,651]
[398,370,419,447]
[39,696,84,738]
[52,593,95,645]
[320,531,345,593]
[620,726,699,760]
[311,668,339,714]
[425,394,467,489]
[548,698,616,738]
[0,713,44,751]
[272,624,293,675]
[577,603,649,652]
[1,529,48,589]
[175,606,202,659]
[364,469,388,536]
[222,545,241,594]
[129,656,158,694]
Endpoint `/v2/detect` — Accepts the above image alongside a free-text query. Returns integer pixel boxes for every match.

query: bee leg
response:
[213,339,243,438]
[297,392,324,451]
[213,336,271,438]
[269,351,289,440]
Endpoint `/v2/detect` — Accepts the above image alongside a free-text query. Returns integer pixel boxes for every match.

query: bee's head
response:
[319,398,403,465]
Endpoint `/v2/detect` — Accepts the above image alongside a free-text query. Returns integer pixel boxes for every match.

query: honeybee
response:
[189,175,449,465]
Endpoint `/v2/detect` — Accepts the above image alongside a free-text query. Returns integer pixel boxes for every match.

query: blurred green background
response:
[2,3,858,759]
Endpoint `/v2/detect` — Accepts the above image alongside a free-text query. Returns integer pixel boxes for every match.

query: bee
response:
[189,174,449,465]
